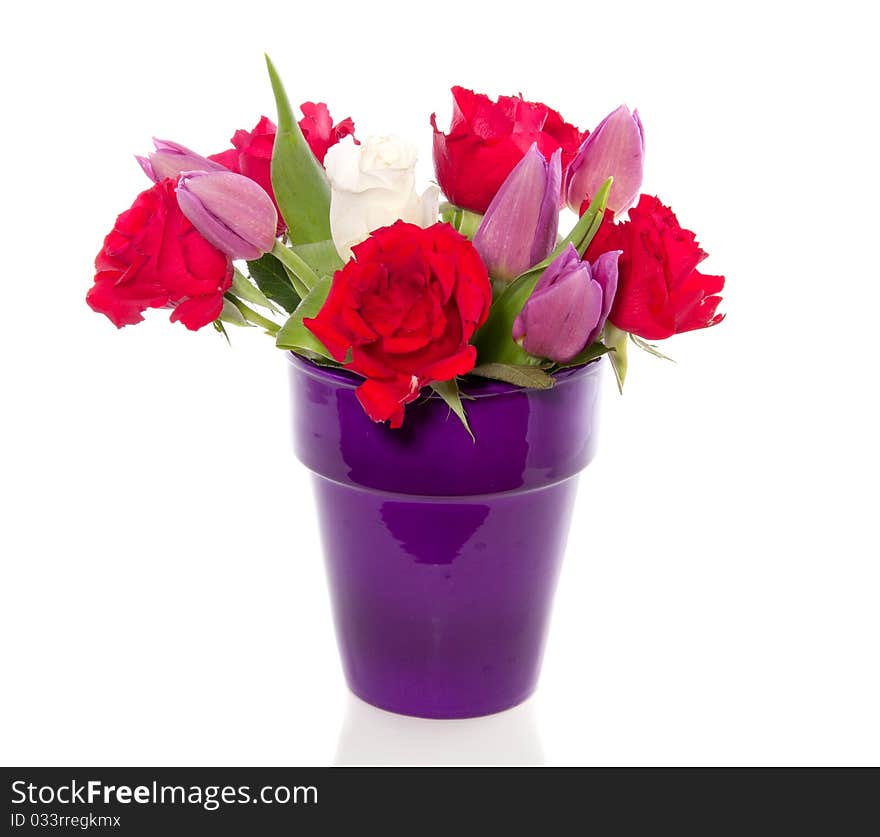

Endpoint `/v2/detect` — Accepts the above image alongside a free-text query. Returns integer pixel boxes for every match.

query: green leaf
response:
[212,319,231,344]
[275,275,334,358]
[468,363,555,390]
[218,297,248,327]
[430,380,474,440]
[472,270,543,365]
[472,178,613,366]
[271,241,320,294]
[247,254,301,314]
[291,240,345,277]
[265,55,332,245]
[454,208,483,239]
[553,341,612,370]
[438,204,483,238]
[630,334,675,362]
[232,268,279,313]
[301,353,345,369]
[281,265,309,299]
[604,324,629,393]
[556,176,613,257]
[439,202,456,225]
[223,293,280,335]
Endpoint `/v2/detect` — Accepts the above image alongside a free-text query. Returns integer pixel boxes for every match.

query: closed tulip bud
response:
[472,144,561,282]
[136,138,226,183]
[513,244,620,363]
[566,105,644,216]
[175,171,278,261]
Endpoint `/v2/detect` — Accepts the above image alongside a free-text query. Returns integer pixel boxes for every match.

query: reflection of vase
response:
[289,354,602,719]
[335,694,545,765]
[380,501,490,564]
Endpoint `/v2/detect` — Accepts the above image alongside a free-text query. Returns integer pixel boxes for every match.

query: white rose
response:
[324,135,440,260]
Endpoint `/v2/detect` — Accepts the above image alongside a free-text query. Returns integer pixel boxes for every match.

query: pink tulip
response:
[513,244,620,362]
[136,139,226,183]
[175,171,278,261]
[472,145,561,282]
[566,105,644,216]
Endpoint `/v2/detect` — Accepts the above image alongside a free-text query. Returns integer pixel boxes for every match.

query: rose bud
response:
[136,139,226,183]
[472,145,561,283]
[566,105,644,216]
[175,170,278,261]
[513,244,620,363]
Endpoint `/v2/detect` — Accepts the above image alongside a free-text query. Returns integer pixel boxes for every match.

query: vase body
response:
[288,354,602,718]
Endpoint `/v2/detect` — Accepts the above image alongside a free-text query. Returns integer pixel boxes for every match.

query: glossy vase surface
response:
[288,353,601,718]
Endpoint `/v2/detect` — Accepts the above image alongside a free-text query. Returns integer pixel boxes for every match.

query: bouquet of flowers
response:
[87,57,729,718]
[88,57,725,435]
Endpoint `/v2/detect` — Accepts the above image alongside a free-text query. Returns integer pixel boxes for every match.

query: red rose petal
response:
[87,179,232,331]
[585,195,725,340]
[170,293,226,331]
[432,87,587,213]
[305,222,491,427]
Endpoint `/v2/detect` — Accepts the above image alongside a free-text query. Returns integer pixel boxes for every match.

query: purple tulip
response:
[136,138,226,183]
[473,144,561,282]
[513,244,621,362]
[566,105,644,216]
[175,170,278,261]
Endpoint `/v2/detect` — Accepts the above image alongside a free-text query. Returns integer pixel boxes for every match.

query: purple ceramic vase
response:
[288,353,602,718]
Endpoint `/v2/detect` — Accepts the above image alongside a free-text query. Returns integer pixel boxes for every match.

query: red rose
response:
[209,106,357,216]
[298,102,357,164]
[304,221,492,428]
[209,116,278,217]
[585,195,725,340]
[431,86,587,214]
[87,179,233,330]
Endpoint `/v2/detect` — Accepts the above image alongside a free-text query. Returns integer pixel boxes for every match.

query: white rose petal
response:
[325,135,439,261]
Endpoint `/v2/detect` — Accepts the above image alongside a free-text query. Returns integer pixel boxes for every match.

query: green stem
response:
[272,241,319,294]
[226,294,280,336]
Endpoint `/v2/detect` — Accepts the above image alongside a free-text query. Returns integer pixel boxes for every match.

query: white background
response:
[1,0,878,766]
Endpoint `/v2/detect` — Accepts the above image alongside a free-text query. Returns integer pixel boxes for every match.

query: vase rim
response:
[286,351,602,399]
